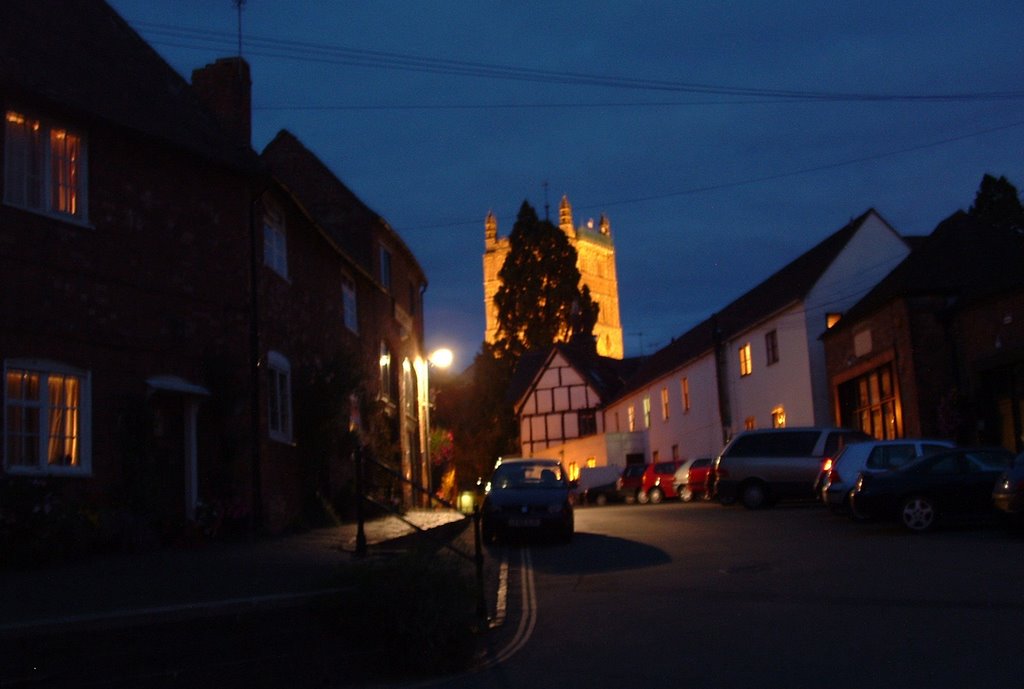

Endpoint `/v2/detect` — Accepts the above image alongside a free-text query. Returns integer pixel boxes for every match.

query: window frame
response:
[3,359,92,476]
[765,329,779,366]
[266,351,293,443]
[263,204,288,279]
[739,342,753,377]
[4,110,89,224]
[341,271,359,333]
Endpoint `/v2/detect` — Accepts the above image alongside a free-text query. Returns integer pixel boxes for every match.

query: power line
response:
[397,119,1024,233]
[130,21,1024,104]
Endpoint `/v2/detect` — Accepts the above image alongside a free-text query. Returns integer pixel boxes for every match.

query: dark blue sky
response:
[108,1,1024,370]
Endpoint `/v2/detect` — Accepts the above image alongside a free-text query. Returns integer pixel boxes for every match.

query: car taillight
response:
[822,458,834,473]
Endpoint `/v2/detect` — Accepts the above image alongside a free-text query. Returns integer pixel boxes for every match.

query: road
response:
[450,501,1024,689]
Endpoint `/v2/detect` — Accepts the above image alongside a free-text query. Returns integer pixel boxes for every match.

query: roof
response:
[712,209,886,340]
[827,211,1024,333]
[607,209,890,403]
[261,130,426,283]
[0,0,259,172]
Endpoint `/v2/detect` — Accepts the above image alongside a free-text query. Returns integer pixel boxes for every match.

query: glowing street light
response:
[415,348,455,505]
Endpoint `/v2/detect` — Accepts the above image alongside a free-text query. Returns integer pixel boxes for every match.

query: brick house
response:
[823,211,1024,451]
[1,0,428,546]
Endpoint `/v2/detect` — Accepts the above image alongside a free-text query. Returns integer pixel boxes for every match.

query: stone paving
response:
[0,508,469,638]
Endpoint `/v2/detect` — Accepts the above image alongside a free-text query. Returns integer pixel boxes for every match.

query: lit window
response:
[267,351,292,442]
[771,406,786,428]
[586,456,596,469]
[263,205,287,278]
[379,245,392,293]
[341,272,358,333]
[660,387,670,421]
[643,396,651,429]
[765,330,779,365]
[681,377,691,413]
[744,416,757,430]
[826,313,842,329]
[379,341,393,400]
[4,111,87,221]
[4,361,90,475]
[739,343,753,377]
[627,405,636,432]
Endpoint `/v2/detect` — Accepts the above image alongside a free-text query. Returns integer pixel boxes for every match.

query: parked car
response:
[480,458,574,543]
[577,465,624,506]
[637,460,684,504]
[849,447,1014,531]
[992,451,1024,526]
[674,457,713,502]
[713,427,870,509]
[817,439,954,513]
[616,463,647,503]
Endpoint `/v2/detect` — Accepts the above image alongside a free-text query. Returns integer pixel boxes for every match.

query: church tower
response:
[482,196,624,359]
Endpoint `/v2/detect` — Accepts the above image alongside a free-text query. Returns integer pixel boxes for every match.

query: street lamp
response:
[415,348,453,506]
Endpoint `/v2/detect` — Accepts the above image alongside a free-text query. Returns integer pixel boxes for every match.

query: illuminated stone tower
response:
[483,195,624,359]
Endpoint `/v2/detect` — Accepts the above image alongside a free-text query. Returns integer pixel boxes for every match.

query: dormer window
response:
[263,204,287,278]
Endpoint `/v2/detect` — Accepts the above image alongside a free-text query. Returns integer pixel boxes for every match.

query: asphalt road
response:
[457,500,1024,689]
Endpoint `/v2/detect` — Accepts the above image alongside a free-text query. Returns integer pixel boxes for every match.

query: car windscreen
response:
[491,463,565,489]
[725,431,821,457]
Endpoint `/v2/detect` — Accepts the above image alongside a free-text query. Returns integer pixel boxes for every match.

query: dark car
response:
[992,452,1024,525]
[673,457,713,502]
[616,463,647,503]
[577,465,624,506]
[637,460,684,504]
[849,447,1014,532]
[480,458,574,543]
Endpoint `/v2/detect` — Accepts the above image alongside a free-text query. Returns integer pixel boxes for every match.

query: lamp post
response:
[415,348,453,506]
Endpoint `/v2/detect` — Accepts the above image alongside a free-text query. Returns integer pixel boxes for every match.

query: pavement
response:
[0,508,472,639]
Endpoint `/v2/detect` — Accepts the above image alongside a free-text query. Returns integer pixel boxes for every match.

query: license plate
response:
[508,518,541,528]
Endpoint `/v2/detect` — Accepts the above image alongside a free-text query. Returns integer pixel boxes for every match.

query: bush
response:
[328,548,480,677]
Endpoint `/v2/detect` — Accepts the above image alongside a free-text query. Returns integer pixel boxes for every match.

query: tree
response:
[968,174,1024,234]
[493,201,599,361]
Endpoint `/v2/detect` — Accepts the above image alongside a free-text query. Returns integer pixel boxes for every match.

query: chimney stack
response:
[191,57,252,148]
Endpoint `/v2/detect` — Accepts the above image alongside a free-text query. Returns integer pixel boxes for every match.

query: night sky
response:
[107,1,1024,369]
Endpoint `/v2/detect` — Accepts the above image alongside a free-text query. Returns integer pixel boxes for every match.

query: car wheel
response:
[680,487,694,502]
[636,489,650,504]
[649,487,664,504]
[901,495,936,532]
[741,482,768,510]
[594,493,608,507]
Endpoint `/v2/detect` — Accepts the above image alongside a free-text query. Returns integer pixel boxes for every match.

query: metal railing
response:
[353,446,487,620]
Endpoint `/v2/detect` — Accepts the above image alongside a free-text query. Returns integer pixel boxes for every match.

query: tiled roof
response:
[608,209,887,402]
[0,0,258,172]
[261,130,425,282]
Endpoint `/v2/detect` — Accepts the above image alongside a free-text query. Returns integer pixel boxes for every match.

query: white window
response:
[263,205,288,278]
[267,351,292,442]
[4,111,88,222]
[342,272,358,333]
[643,396,651,429]
[3,361,91,475]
